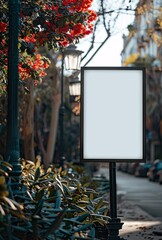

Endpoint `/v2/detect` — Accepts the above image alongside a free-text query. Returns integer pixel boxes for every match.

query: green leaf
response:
[94,198,104,213]
[98,206,108,214]
[72,237,92,240]
[85,188,97,195]
[10,210,26,219]
[72,223,92,233]
[10,225,27,232]
[89,199,94,208]
[34,167,40,182]
[1,161,13,171]
[0,176,6,185]
[91,213,110,220]
[2,197,17,210]
[55,177,64,195]
[104,209,108,216]
[26,191,34,201]
[59,227,71,236]
[78,200,89,205]
[64,218,85,225]
[93,219,107,225]
[76,213,90,222]
[62,183,72,196]
[0,169,8,176]
[39,173,49,179]
[55,192,61,209]
[32,199,44,216]
[70,203,87,213]
[35,189,45,201]
[86,205,94,213]
[89,193,94,201]
[22,51,28,58]
[83,182,90,188]
[43,210,66,238]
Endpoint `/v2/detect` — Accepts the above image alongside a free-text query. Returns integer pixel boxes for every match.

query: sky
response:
[79,1,137,67]
[79,32,125,68]
[86,34,123,67]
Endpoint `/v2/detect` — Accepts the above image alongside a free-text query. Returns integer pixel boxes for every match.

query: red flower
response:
[87,10,97,22]
[23,34,36,43]
[58,38,69,47]
[0,22,7,32]
[0,0,98,88]
[45,21,51,27]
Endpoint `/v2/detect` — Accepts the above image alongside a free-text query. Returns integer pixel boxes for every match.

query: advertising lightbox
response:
[80,67,146,162]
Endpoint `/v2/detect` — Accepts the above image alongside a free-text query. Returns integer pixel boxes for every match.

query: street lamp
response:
[59,45,83,167]
[64,45,83,70]
[69,76,81,97]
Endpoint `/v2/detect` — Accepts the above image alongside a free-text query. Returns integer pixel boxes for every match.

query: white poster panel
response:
[80,67,146,162]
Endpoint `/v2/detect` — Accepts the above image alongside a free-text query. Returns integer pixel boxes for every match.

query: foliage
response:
[123,53,155,67]
[0,158,110,239]
[136,2,162,47]
[0,0,97,92]
[123,52,140,66]
[0,157,24,224]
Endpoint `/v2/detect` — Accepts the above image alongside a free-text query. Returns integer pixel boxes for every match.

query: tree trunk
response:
[44,93,60,168]
[34,51,61,169]
[23,78,35,160]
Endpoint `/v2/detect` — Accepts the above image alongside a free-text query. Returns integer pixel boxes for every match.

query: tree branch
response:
[83,35,110,66]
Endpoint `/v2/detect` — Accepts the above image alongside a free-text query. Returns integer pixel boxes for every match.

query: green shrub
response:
[0,158,110,239]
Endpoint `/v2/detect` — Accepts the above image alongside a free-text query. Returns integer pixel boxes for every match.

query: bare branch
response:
[100,0,109,34]
[81,0,138,65]
[83,35,110,66]
[97,8,136,16]
[81,18,100,62]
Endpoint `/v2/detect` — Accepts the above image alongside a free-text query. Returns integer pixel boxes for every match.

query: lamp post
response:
[69,76,81,102]
[6,0,21,192]
[68,75,81,162]
[59,45,83,167]
[64,45,83,70]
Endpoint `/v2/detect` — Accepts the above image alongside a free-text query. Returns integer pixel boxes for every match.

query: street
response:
[116,170,162,220]
[95,166,162,220]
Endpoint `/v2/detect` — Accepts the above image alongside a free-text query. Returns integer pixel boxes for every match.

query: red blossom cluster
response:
[23,34,36,44]
[62,0,93,11]
[36,3,97,47]
[18,54,50,83]
[0,22,7,32]
[0,0,97,90]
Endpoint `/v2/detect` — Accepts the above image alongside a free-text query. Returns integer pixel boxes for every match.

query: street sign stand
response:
[108,162,124,240]
[80,67,146,240]
[6,0,21,195]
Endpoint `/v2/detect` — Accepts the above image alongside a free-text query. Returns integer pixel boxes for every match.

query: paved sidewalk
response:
[118,199,162,239]
[94,166,162,239]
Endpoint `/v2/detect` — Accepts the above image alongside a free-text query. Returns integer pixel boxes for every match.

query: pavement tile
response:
[118,200,162,239]
[94,166,162,240]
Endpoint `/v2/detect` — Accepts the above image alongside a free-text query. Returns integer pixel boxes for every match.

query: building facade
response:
[121,0,162,161]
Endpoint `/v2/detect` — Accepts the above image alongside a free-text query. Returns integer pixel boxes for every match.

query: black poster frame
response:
[80,66,146,163]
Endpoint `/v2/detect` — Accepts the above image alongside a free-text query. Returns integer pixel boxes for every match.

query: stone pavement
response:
[118,198,162,239]
[94,166,162,240]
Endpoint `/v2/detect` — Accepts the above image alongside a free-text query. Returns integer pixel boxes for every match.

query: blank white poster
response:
[81,67,145,161]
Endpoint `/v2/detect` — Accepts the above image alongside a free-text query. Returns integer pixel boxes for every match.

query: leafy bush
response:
[0,158,110,239]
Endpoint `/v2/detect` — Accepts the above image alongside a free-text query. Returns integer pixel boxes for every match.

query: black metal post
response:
[59,51,65,167]
[6,0,21,192]
[108,162,124,240]
[109,162,117,218]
